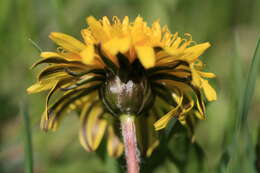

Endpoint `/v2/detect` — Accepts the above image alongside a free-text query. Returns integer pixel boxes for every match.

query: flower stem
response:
[120,114,140,173]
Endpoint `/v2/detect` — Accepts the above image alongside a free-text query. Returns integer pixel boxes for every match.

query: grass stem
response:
[21,102,33,173]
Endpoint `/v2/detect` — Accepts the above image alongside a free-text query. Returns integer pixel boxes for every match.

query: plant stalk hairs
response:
[27,16,217,173]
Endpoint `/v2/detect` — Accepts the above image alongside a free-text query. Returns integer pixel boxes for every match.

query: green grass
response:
[21,101,34,173]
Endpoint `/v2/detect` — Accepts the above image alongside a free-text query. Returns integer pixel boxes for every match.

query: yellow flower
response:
[27,16,217,157]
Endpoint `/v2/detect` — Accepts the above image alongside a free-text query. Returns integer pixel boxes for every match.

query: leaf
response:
[166,132,205,173]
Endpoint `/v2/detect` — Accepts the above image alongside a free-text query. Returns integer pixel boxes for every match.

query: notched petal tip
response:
[86,16,98,25]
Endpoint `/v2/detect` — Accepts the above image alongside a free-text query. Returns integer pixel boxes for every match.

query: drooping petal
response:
[107,125,124,158]
[154,87,183,130]
[36,64,84,81]
[79,103,93,151]
[91,119,107,150]
[201,79,217,101]
[40,110,51,131]
[135,46,155,68]
[194,110,205,120]
[27,81,55,94]
[198,71,216,78]
[49,32,85,53]
[194,89,206,120]
[146,140,159,157]
[79,104,107,152]
[178,97,195,125]
[27,72,67,94]
[154,106,179,131]
[191,66,202,87]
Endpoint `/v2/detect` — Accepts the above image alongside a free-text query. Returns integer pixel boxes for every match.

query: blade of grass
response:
[217,33,244,173]
[236,38,260,131]
[232,38,259,172]
[218,38,260,173]
[21,101,34,173]
[229,38,260,172]
[28,39,42,53]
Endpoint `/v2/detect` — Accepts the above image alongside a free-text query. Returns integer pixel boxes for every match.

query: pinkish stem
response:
[120,114,140,173]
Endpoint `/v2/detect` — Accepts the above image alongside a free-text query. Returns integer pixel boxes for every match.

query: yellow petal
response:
[80,45,95,65]
[27,79,58,94]
[40,110,49,131]
[191,67,202,87]
[107,125,124,158]
[80,104,105,152]
[133,16,144,31]
[86,106,107,150]
[40,52,64,58]
[171,37,182,49]
[49,32,85,53]
[81,29,96,45]
[92,119,107,150]
[181,96,195,114]
[78,94,100,151]
[79,104,93,152]
[183,42,211,62]
[198,71,216,78]
[177,98,195,126]
[103,37,130,55]
[135,46,155,68]
[154,106,179,131]
[201,79,217,101]
[122,16,129,32]
[194,110,205,120]
[146,140,159,157]
[101,16,112,37]
[178,115,187,125]
[86,16,108,42]
[195,95,205,119]
[151,20,161,42]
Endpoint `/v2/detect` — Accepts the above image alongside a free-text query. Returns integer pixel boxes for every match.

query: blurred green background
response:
[0,0,259,173]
